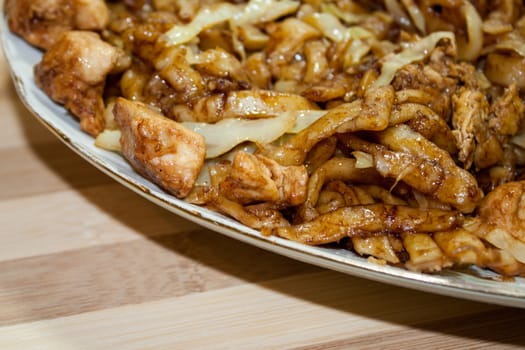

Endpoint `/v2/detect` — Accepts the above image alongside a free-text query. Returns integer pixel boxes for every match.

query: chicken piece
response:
[477,181,525,264]
[452,88,504,169]
[34,31,127,136]
[5,0,109,50]
[219,151,308,207]
[392,64,452,118]
[74,0,110,30]
[113,98,206,198]
[190,162,291,230]
[489,84,525,138]
[391,47,479,119]
[274,204,462,245]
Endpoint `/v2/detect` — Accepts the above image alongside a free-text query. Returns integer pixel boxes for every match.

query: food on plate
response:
[34,31,128,136]
[6,0,525,277]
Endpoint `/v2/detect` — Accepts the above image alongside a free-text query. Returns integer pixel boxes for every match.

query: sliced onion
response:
[183,112,297,158]
[320,3,364,25]
[352,151,374,169]
[400,0,426,33]
[237,0,299,25]
[302,12,373,42]
[163,0,299,46]
[164,4,236,46]
[457,0,483,61]
[384,0,411,28]
[289,110,327,133]
[482,35,525,58]
[373,31,456,87]
[511,130,525,149]
[95,129,122,152]
[484,228,525,264]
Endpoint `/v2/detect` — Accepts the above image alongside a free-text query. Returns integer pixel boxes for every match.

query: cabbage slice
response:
[373,31,456,87]
[163,0,299,46]
[183,112,297,158]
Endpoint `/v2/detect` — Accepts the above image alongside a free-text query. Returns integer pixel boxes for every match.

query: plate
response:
[3,14,525,309]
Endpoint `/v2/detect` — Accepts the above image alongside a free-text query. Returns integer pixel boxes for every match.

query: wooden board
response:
[1,33,525,350]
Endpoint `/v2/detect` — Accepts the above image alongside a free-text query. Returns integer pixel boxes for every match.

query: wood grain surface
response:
[1,37,525,350]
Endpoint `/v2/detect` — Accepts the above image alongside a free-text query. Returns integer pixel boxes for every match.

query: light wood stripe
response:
[0,231,316,326]
[291,308,525,350]
[0,183,198,262]
[0,71,57,149]
[0,142,112,200]
[0,271,499,350]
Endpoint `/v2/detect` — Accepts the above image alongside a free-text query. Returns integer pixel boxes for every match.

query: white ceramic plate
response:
[3,15,525,309]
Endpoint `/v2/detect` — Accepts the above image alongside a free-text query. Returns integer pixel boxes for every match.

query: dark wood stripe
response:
[0,231,318,326]
[291,308,525,350]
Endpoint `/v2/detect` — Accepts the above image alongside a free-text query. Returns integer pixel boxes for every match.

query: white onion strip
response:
[183,112,297,158]
[373,31,456,87]
[163,0,299,46]
[457,0,483,61]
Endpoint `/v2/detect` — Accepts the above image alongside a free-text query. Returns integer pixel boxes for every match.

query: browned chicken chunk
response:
[113,98,206,199]
[219,151,308,206]
[5,0,109,50]
[478,181,525,264]
[34,31,127,136]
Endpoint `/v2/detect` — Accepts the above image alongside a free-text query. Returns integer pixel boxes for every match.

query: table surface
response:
[1,39,525,350]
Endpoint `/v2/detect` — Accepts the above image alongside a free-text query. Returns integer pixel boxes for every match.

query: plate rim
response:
[3,13,525,309]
